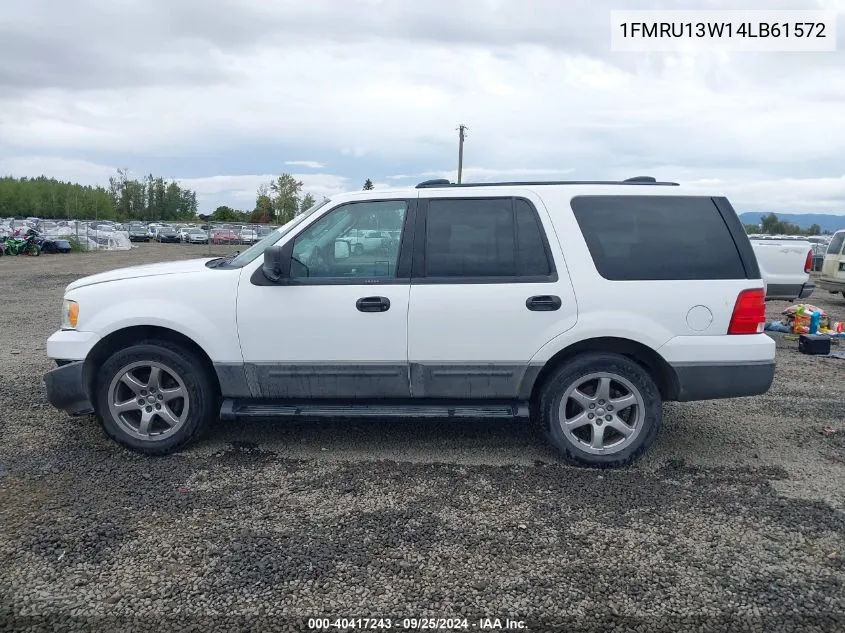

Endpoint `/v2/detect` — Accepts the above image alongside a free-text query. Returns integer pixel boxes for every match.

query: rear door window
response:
[570,195,746,281]
[421,197,555,280]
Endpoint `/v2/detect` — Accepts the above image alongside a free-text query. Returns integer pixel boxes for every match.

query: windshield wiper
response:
[208,252,240,268]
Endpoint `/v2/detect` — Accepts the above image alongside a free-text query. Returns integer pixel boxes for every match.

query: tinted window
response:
[515,199,552,276]
[291,200,407,279]
[570,196,746,281]
[425,199,514,277]
[827,232,845,255]
[424,198,553,279]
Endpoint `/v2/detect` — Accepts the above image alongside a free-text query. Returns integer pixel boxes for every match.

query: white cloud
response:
[1,0,845,212]
[284,160,326,169]
[0,156,116,185]
[399,167,577,183]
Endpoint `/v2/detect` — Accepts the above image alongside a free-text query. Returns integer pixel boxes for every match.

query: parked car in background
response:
[344,229,394,255]
[128,223,149,242]
[184,228,209,244]
[239,228,260,244]
[211,229,239,244]
[818,230,845,298]
[155,225,181,243]
[748,235,814,300]
[147,223,162,239]
[178,227,192,242]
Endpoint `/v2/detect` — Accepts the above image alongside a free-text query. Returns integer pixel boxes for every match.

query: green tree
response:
[270,173,303,225]
[760,212,779,234]
[0,170,198,221]
[299,192,316,214]
[808,223,821,236]
[251,188,274,224]
[212,205,240,221]
[363,178,374,190]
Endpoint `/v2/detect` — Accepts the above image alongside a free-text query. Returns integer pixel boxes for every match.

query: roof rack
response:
[415,176,679,188]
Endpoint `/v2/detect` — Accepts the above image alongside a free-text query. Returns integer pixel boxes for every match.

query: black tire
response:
[353,244,364,256]
[94,340,217,455]
[537,352,662,468]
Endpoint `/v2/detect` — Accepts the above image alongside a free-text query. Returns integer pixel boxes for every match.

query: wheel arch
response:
[526,337,679,404]
[83,325,220,402]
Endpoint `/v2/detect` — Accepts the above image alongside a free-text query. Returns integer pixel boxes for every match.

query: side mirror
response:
[335,239,350,260]
[262,245,287,283]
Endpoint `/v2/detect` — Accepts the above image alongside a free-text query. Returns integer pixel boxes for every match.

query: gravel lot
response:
[1,244,843,632]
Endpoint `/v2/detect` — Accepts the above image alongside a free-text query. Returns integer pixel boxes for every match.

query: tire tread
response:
[94,338,216,455]
[536,352,662,468]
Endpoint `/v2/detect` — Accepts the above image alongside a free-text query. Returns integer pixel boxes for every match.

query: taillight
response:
[728,289,766,335]
[804,249,813,274]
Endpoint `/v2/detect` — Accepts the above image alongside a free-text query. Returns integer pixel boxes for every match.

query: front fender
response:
[79,299,242,363]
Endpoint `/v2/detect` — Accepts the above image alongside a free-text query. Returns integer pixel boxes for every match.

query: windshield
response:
[226,197,332,267]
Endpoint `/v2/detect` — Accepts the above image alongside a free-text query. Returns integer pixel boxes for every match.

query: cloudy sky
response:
[1,0,844,214]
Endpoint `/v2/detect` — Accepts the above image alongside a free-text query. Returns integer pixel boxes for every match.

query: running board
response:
[220,399,529,421]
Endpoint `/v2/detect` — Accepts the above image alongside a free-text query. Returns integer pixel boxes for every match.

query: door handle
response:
[356,296,391,312]
[526,295,562,311]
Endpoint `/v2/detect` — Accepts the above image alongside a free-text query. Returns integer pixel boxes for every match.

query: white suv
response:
[44,177,775,467]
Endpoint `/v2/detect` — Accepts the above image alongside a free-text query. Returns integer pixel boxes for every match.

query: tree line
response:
[745,212,822,236]
[0,171,198,221]
[0,172,377,224]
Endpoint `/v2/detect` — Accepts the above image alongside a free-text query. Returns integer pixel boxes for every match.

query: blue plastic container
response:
[809,311,821,335]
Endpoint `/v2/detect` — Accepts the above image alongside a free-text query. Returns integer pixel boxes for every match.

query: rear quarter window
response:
[827,232,845,255]
[570,195,747,281]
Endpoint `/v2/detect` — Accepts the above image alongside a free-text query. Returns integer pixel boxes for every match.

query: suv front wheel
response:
[94,340,217,454]
[538,352,662,468]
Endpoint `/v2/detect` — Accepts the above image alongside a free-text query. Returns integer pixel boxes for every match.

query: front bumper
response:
[44,361,94,415]
[46,329,100,360]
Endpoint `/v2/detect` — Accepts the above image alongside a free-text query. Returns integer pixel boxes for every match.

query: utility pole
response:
[456,124,468,183]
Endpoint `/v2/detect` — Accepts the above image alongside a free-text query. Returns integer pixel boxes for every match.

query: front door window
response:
[291,201,407,280]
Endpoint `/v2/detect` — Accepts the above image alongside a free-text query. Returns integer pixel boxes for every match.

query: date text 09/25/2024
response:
[307,618,528,630]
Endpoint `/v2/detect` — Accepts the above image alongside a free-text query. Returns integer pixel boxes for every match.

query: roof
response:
[415,176,679,188]
[329,176,722,203]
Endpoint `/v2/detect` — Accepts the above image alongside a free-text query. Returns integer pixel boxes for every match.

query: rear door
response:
[406,192,577,399]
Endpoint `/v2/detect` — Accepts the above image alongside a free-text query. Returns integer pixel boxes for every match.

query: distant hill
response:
[739,212,845,233]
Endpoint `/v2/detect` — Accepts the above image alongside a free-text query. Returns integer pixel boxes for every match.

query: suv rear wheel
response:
[538,352,661,467]
[94,340,216,454]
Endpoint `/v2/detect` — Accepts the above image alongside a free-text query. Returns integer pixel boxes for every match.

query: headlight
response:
[62,299,79,330]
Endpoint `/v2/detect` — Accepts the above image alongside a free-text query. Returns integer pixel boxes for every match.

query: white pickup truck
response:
[748,236,814,301]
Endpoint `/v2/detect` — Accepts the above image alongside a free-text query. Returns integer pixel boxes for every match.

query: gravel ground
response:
[1,244,843,633]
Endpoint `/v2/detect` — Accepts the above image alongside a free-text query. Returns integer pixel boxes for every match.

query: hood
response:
[66,258,217,291]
